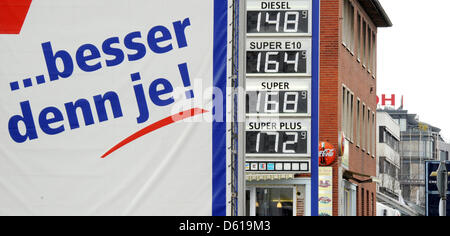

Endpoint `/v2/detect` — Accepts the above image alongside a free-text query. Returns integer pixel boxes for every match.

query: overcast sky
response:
[377,0,450,140]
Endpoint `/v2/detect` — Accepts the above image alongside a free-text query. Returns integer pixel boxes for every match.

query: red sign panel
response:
[319,142,336,166]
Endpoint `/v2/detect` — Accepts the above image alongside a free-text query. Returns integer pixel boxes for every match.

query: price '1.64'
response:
[247,51,307,74]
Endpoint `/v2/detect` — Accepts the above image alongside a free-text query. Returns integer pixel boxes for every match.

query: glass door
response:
[248,187,296,216]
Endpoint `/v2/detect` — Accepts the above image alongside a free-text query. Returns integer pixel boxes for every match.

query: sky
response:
[377,0,450,140]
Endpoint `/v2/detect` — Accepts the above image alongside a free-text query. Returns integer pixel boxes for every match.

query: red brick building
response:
[319,0,392,216]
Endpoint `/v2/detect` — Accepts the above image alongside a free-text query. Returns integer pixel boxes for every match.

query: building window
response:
[379,126,400,152]
[362,104,366,151]
[371,31,377,77]
[379,157,399,179]
[372,112,376,156]
[354,12,377,74]
[342,0,355,52]
[367,28,377,76]
[342,87,347,136]
[361,188,365,216]
[366,107,370,153]
[366,190,370,216]
[357,14,362,61]
[372,192,375,216]
[343,181,357,216]
[342,86,354,142]
[341,180,357,216]
[368,28,372,73]
[356,99,361,147]
[350,94,354,141]
[368,109,371,155]
[362,20,367,67]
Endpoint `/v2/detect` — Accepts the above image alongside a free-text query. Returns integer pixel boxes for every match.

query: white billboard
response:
[0,0,230,216]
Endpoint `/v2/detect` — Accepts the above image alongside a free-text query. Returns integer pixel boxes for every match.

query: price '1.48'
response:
[247,11,309,34]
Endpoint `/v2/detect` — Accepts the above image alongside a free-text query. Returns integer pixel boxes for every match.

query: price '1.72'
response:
[246,131,308,154]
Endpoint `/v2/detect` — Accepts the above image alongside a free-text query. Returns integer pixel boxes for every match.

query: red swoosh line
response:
[101,108,208,158]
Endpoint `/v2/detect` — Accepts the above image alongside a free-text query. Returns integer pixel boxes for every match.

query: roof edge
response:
[359,0,393,28]
[371,0,393,27]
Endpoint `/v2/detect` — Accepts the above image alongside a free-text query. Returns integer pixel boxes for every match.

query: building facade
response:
[319,0,391,216]
[377,111,401,200]
[376,111,418,216]
[382,109,450,215]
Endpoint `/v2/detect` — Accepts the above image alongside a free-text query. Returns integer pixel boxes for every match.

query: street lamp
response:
[437,158,448,216]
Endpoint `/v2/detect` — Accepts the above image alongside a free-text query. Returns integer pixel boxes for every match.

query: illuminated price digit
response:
[284,52,299,72]
[256,132,279,153]
[283,132,298,153]
[256,92,262,113]
[300,131,307,140]
[284,12,300,32]
[266,12,281,32]
[301,10,308,19]
[283,92,299,113]
[256,52,280,73]
[265,52,280,73]
[265,92,279,113]
[301,91,308,100]
[256,12,262,32]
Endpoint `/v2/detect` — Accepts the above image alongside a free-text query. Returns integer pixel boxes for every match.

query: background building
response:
[382,108,450,215]
[320,0,391,216]
[376,111,418,216]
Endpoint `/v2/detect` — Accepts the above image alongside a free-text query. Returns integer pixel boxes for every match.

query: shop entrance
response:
[246,186,296,216]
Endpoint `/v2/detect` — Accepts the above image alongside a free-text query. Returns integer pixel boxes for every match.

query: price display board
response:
[246,38,311,75]
[244,0,318,181]
[246,90,308,114]
[246,78,311,116]
[246,0,312,35]
[246,119,311,157]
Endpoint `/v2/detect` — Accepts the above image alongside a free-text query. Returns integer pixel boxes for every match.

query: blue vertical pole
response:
[311,0,320,217]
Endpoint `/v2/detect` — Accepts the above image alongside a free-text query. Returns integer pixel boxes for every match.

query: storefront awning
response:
[246,174,295,182]
[343,170,379,184]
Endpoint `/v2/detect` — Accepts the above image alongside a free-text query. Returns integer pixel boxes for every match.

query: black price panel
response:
[246,90,308,114]
[247,51,307,74]
[246,0,312,35]
[246,131,308,154]
[247,10,309,34]
[246,119,311,156]
[246,38,311,75]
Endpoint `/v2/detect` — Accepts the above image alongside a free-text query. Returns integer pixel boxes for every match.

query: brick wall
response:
[320,0,340,217]
[320,0,378,216]
[297,197,305,216]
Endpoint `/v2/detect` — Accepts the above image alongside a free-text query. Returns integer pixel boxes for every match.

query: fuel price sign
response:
[244,0,318,179]
[246,38,311,75]
[246,118,311,157]
[247,0,312,35]
[246,79,311,116]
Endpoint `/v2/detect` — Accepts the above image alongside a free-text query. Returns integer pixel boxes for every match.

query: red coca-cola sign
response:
[319,142,337,166]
